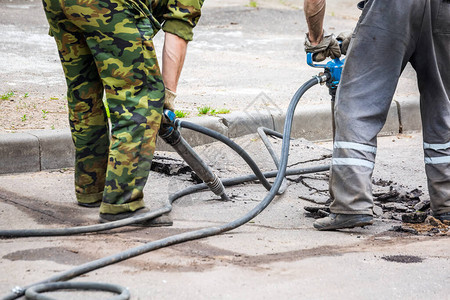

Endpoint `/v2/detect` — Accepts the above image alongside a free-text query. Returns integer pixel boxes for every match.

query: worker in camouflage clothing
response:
[42,0,204,225]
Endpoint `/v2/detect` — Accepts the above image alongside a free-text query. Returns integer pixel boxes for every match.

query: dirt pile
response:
[303,178,449,236]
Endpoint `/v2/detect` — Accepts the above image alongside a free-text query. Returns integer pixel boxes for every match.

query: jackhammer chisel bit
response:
[159,110,230,201]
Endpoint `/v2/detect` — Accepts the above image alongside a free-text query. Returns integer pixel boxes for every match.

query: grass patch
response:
[210,108,231,115]
[216,108,231,114]
[197,106,211,115]
[175,110,189,118]
[247,1,258,7]
[197,106,231,116]
[1,91,15,100]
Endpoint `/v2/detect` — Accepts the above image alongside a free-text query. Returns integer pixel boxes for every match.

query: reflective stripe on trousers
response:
[328,0,450,215]
[424,142,450,165]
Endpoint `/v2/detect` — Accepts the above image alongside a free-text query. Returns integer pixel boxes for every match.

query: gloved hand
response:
[336,31,352,55]
[161,88,176,125]
[304,31,341,62]
[164,88,176,112]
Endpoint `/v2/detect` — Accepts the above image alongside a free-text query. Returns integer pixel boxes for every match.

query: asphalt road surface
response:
[0,132,448,299]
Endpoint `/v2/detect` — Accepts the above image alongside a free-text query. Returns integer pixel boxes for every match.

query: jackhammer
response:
[2,53,345,300]
[306,53,345,141]
[158,109,229,201]
[307,52,345,140]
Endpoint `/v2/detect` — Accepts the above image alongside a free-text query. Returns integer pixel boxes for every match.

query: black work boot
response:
[313,213,373,231]
[77,201,101,208]
[99,208,173,227]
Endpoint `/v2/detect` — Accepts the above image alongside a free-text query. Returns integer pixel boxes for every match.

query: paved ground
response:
[0,133,449,299]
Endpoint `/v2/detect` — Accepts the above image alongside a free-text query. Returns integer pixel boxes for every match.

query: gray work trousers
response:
[329,0,450,215]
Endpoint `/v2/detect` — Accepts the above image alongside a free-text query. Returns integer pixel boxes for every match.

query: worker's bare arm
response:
[162,32,188,93]
[304,0,326,45]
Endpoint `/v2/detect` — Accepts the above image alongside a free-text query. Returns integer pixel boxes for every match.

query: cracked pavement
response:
[0,133,449,299]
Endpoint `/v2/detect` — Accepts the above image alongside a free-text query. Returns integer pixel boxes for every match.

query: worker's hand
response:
[304,31,341,62]
[161,88,177,125]
[164,88,176,112]
[336,31,352,55]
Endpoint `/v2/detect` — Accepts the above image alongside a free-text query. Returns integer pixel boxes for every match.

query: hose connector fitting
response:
[12,286,25,295]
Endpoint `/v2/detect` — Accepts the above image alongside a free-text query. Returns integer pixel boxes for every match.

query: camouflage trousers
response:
[42,0,166,214]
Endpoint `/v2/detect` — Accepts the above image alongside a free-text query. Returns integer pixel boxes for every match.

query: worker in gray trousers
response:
[303,0,450,230]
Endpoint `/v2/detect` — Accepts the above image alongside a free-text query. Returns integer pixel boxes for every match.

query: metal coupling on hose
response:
[12,286,25,295]
[316,73,330,84]
[205,175,230,201]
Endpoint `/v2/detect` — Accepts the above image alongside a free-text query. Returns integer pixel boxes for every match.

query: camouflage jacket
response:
[149,0,204,41]
[47,0,205,41]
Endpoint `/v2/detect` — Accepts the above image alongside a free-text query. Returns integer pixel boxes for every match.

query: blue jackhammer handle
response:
[306,52,345,89]
[306,52,343,68]
[307,52,325,68]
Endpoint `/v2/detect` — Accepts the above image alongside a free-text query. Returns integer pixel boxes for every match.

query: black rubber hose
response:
[2,77,321,300]
[177,120,274,191]
[0,205,172,238]
[25,282,130,300]
[256,127,289,194]
[257,127,285,169]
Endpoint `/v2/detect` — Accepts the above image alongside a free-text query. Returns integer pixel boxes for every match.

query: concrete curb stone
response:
[29,129,75,171]
[282,103,333,140]
[0,133,40,173]
[222,110,275,138]
[273,100,400,141]
[395,96,422,133]
[381,101,401,136]
[0,97,420,174]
